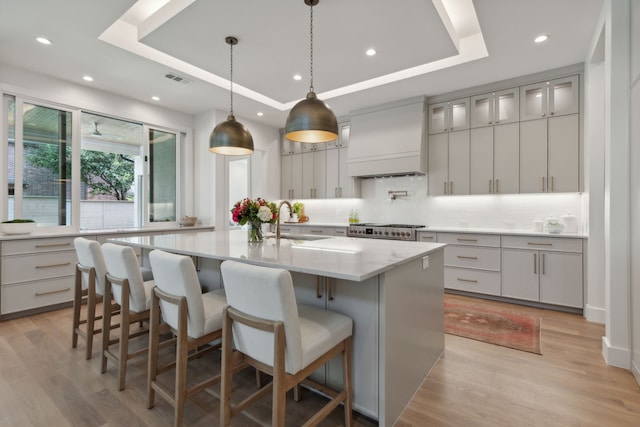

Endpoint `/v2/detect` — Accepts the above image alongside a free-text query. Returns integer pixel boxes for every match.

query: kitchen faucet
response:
[276,200,292,240]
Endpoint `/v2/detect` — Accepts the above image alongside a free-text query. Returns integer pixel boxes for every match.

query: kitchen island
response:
[110,230,445,426]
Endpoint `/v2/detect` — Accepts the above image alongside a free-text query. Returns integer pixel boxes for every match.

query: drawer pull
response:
[457,278,478,283]
[457,238,478,242]
[35,242,72,248]
[310,230,323,233]
[36,262,72,269]
[421,236,434,240]
[35,287,71,296]
[527,242,553,246]
[457,255,478,260]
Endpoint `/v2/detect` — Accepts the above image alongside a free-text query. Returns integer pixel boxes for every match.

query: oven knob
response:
[384,231,389,236]
[391,231,396,236]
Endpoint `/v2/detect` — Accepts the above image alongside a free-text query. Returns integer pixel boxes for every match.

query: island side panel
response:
[378,249,445,427]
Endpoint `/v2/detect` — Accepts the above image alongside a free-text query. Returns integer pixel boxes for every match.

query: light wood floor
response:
[1,295,639,426]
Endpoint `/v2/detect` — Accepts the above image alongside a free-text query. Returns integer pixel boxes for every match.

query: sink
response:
[266,233,329,241]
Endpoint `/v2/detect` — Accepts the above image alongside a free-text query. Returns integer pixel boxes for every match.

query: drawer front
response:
[332,228,347,237]
[2,236,76,255]
[417,231,437,242]
[1,276,74,315]
[444,246,500,271]
[501,235,582,253]
[304,227,333,235]
[2,251,77,284]
[444,267,501,295]
[437,232,500,247]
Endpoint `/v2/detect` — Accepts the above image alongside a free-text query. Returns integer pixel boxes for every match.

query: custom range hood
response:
[347,97,427,178]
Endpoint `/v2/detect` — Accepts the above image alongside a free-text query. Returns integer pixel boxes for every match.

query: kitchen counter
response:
[0,224,214,240]
[421,225,588,238]
[110,230,443,281]
[110,229,445,426]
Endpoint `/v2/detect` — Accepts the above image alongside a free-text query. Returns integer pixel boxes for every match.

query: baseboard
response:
[584,304,606,323]
[602,336,631,369]
[632,359,640,387]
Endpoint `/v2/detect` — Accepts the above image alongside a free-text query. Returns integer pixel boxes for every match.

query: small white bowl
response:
[180,216,197,227]
[1,222,37,235]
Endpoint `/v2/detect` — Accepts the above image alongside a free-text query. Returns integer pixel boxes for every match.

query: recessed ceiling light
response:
[293,74,302,81]
[82,76,94,82]
[534,35,549,43]
[36,37,52,45]
[257,112,264,117]
[152,96,160,101]
[366,48,376,56]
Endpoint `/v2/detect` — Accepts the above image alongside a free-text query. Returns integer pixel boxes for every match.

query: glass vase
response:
[248,220,264,242]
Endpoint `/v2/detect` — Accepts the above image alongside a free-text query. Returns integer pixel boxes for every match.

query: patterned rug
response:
[444,300,542,354]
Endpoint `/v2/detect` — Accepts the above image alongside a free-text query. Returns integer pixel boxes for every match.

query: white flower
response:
[257,205,272,222]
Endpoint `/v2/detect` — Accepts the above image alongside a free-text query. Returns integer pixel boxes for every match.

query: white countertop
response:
[419,226,588,238]
[109,230,445,282]
[0,225,214,240]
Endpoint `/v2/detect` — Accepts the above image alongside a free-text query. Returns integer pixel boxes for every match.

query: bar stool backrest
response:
[74,237,108,296]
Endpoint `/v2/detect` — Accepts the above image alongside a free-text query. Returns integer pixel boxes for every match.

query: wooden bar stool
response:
[147,249,228,427]
[72,237,110,360]
[220,260,353,427]
[101,243,157,390]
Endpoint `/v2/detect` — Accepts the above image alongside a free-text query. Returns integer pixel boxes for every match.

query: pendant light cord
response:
[229,41,234,115]
[309,3,314,93]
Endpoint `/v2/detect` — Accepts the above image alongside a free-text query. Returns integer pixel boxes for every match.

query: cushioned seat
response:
[147,249,228,427]
[220,260,353,426]
[101,243,157,390]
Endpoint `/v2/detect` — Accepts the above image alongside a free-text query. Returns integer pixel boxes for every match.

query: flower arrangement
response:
[231,198,278,242]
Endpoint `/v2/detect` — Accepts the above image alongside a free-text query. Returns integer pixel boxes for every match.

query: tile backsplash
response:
[294,176,585,233]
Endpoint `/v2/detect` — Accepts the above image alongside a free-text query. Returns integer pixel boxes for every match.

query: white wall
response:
[629,0,640,385]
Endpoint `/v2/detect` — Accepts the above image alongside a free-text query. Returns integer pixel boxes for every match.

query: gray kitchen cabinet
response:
[302,145,326,199]
[291,273,379,419]
[470,122,520,194]
[501,235,583,308]
[281,152,303,199]
[428,130,470,195]
[326,123,359,198]
[520,114,579,193]
[520,75,579,121]
[428,98,470,134]
[470,88,519,128]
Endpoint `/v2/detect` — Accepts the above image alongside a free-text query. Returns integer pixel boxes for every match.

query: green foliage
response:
[2,219,35,223]
[24,144,134,201]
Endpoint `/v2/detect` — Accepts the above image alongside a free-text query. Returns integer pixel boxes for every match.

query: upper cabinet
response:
[470,88,519,128]
[326,123,359,198]
[428,98,469,134]
[281,139,302,155]
[520,75,579,121]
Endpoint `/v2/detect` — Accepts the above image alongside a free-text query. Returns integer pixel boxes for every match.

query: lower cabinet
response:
[1,236,82,318]
[501,235,583,308]
[291,273,379,419]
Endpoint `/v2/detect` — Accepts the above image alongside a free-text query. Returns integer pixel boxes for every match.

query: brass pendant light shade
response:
[210,36,254,155]
[284,0,338,143]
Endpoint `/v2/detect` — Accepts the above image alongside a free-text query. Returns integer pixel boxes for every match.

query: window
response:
[6,96,74,226]
[4,94,183,230]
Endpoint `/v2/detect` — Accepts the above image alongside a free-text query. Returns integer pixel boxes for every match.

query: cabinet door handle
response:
[339,187,343,198]
[310,230,323,234]
[542,113,546,117]
[328,278,334,301]
[534,253,537,274]
[450,181,454,194]
[35,287,71,296]
[444,181,447,195]
[527,242,552,246]
[542,177,545,192]
[489,180,492,193]
[551,176,555,192]
[457,278,478,283]
[316,277,322,298]
[542,253,546,275]
[36,262,72,269]
[457,238,478,242]
[35,242,71,248]
[457,255,478,260]
[495,179,499,193]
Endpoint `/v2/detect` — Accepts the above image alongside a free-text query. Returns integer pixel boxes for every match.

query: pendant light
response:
[284,0,338,143]
[209,36,254,155]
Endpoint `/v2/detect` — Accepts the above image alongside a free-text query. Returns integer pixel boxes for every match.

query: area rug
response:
[444,301,542,354]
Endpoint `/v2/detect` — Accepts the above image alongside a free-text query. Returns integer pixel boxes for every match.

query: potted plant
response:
[1,219,37,235]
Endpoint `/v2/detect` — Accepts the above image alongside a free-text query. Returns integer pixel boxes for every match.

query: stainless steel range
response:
[347,223,426,241]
